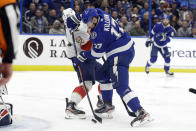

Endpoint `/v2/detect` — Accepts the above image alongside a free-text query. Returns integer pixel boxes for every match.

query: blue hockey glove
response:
[66,17,78,31]
[145,40,153,47]
[77,51,87,62]
[72,57,81,67]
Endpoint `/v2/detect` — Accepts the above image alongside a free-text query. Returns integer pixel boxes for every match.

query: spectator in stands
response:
[132,0,144,10]
[115,1,123,13]
[85,0,94,9]
[119,8,126,18]
[132,6,140,16]
[112,10,120,23]
[109,0,117,9]
[126,4,133,19]
[152,15,160,27]
[49,20,65,34]
[74,0,80,6]
[24,2,36,22]
[104,7,110,14]
[163,8,172,19]
[130,14,138,28]
[122,0,131,11]
[119,16,132,34]
[31,9,49,33]
[42,3,50,21]
[140,2,149,17]
[127,6,140,21]
[191,28,196,38]
[93,0,102,8]
[151,0,159,10]
[75,5,81,13]
[58,5,65,18]
[170,15,180,31]
[177,20,192,37]
[171,1,180,18]
[100,0,110,11]
[129,21,145,36]
[151,8,156,18]
[185,14,194,28]
[48,9,58,26]
[194,21,196,28]
[179,4,193,21]
[23,0,40,9]
[156,0,166,16]
[140,12,149,34]
[41,0,54,9]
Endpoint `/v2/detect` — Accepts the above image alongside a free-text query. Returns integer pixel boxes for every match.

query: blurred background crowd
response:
[21,0,196,37]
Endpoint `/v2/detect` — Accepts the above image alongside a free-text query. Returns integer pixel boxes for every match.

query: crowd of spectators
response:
[22,0,196,38]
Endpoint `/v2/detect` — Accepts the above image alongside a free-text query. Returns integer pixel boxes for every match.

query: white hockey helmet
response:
[62,8,77,26]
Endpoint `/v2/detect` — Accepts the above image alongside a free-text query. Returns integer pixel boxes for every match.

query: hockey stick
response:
[101,57,136,117]
[71,31,102,123]
[189,88,196,94]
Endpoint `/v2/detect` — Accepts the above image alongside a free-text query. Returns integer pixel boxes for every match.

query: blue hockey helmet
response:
[82,8,99,24]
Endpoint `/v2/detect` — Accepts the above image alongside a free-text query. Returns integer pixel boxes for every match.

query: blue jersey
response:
[85,9,134,59]
[150,22,176,48]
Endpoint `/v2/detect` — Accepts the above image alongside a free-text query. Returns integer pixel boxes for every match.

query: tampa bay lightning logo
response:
[155,32,166,42]
[84,10,89,15]
[91,32,97,39]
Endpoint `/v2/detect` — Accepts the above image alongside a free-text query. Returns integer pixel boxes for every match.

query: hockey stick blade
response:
[94,113,102,123]
[121,99,136,117]
[189,88,196,94]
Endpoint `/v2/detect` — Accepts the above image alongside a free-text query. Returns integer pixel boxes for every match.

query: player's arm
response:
[166,27,176,38]
[145,24,157,47]
[149,24,158,39]
[0,1,20,86]
[0,2,19,63]
[77,43,105,62]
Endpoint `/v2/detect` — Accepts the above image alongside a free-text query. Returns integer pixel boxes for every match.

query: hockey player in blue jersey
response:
[74,8,152,127]
[145,15,176,76]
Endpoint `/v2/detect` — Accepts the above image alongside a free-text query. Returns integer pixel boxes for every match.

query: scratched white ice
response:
[0,71,196,131]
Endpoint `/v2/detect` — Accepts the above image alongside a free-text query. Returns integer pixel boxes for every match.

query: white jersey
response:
[65,22,90,58]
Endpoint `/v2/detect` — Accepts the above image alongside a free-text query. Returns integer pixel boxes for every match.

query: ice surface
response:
[0,71,196,131]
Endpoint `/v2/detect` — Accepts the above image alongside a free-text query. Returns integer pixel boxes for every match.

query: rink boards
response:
[13,35,196,73]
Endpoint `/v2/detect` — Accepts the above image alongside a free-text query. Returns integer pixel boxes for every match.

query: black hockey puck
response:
[189,88,196,94]
[91,119,97,123]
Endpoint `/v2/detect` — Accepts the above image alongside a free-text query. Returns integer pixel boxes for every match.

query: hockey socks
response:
[116,86,141,113]
[70,81,92,105]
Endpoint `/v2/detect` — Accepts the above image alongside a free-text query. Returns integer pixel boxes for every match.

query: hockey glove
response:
[145,40,153,47]
[66,17,78,31]
[66,13,81,32]
[72,57,81,67]
[77,51,87,62]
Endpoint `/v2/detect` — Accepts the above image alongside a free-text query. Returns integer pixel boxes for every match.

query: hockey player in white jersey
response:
[62,8,114,119]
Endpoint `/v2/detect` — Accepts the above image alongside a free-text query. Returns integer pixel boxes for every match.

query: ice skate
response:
[165,70,174,76]
[145,65,150,74]
[130,107,153,127]
[96,95,104,108]
[65,98,86,119]
[95,102,115,119]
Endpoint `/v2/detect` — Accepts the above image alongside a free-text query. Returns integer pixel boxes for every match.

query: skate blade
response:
[131,114,154,127]
[95,111,114,119]
[65,110,86,119]
[166,73,174,77]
